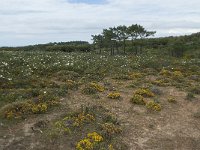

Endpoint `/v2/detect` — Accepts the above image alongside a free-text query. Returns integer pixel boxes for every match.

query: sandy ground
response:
[1,78,200,150]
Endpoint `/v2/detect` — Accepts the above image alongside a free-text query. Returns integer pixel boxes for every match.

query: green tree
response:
[91,34,104,54]
[127,24,140,54]
[172,40,186,57]
[102,28,117,55]
[116,25,129,54]
[127,24,156,55]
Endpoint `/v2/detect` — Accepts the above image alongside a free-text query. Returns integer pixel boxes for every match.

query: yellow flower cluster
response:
[90,82,104,92]
[66,80,77,89]
[52,112,95,135]
[107,92,121,99]
[76,132,103,150]
[87,132,103,142]
[82,82,105,95]
[108,144,114,150]
[101,123,122,137]
[173,71,183,77]
[66,79,75,85]
[153,79,169,86]
[76,138,93,150]
[5,111,14,119]
[130,94,146,105]
[159,69,172,76]
[146,101,161,111]
[167,97,177,103]
[3,101,50,119]
[73,113,95,127]
[135,88,155,97]
[31,103,48,114]
[129,72,142,79]
[159,69,183,78]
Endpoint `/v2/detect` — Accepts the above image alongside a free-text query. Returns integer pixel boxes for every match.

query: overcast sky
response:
[1,0,200,46]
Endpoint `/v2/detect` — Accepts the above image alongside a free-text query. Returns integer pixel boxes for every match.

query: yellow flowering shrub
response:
[172,71,184,81]
[48,106,125,150]
[107,92,121,99]
[129,72,142,79]
[85,114,96,122]
[130,94,146,105]
[90,82,104,92]
[82,82,104,95]
[76,132,103,150]
[101,123,122,137]
[87,132,103,142]
[167,97,177,103]
[173,71,183,77]
[66,80,78,90]
[146,101,161,111]
[1,99,56,119]
[108,144,114,150]
[46,100,60,106]
[31,103,48,114]
[135,88,155,97]
[2,101,32,119]
[31,105,40,113]
[159,69,183,81]
[73,113,95,127]
[152,79,169,86]
[76,138,93,150]
[159,69,172,76]
[5,110,15,119]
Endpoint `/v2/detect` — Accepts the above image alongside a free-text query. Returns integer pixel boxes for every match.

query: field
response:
[0,50,200,150]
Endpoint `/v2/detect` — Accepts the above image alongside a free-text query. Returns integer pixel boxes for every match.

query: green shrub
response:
[193,111,200,118]
[186,92,195,100]
[189,86,200,94]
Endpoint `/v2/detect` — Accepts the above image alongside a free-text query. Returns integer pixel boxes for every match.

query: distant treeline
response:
[0,41,91,52]
[142,32,200,57]
[1,28,200,58]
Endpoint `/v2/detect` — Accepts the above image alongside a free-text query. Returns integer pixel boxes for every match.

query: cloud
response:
[0,0,200,46]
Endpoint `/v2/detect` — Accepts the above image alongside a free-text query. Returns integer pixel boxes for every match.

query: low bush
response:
[146,101,161,111]
[107,92,121,99]
[130,94,146,105]
[82,82,104,95]
[167,97,177,103]
[134,88,155,97]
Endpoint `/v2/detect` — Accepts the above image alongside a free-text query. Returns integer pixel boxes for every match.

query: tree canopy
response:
[92,24,156,54]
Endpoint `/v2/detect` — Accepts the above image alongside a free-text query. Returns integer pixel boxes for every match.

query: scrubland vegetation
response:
[0,28,200,149]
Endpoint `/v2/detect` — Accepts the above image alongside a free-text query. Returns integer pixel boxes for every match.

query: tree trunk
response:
[116,42,119,54]
[110,43,112,55]
[110,41,114,55]
[123,39,126,54]
[135,46,138,55]
[93,44,96,51]
[131,38,134,52]
[99,47,101,54]
[140,45,143,54]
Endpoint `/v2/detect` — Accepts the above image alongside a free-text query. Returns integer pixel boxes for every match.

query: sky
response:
[0,0,200,46]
